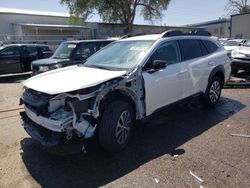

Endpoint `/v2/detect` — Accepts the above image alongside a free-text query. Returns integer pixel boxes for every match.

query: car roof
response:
[120,34,216,42]
[64,39,116,44]
[1,44,49,48]
[120,34,162,41]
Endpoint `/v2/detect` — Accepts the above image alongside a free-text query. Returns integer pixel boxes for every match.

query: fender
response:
[208,65,225,84]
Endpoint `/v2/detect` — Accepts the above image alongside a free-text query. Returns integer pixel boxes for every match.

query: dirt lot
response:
[0,73,249,188]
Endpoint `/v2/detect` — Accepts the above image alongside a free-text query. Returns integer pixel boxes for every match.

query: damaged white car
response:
[20,30,231,152]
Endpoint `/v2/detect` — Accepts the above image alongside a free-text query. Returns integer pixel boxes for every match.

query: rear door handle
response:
[208,61,214,65]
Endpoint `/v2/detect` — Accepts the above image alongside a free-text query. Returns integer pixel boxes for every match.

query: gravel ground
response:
[0,74,249,188]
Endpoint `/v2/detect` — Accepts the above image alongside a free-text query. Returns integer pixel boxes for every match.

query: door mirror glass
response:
[148,60,167,73]
[153,60,167,70]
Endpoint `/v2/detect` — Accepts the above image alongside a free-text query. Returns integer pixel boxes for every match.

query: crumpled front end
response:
[20,88,98,147]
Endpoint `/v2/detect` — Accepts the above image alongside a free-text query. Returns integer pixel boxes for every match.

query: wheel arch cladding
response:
[208,65,225,85]
[99,89,136,119]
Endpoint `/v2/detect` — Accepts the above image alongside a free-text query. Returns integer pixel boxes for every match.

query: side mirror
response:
[148,60,167,73]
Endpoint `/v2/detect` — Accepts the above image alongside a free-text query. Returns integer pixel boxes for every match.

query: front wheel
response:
[202,76,222,106]
[98,101,134,152]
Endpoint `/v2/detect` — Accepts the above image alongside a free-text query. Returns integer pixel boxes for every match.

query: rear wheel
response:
[98,101,134,152]
[202,76,222,106]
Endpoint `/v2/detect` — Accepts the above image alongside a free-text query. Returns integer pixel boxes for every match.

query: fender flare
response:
[208,65,225,84]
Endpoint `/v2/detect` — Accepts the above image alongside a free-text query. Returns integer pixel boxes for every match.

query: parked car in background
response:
[219,38,231,44]
[0,44,52,74]
[31,39,115,75]
[231,39,250,73]
[21,30,231,152]
[223,39,246,52]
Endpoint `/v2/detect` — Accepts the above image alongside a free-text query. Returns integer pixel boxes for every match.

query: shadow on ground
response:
[0,72,31,83]
[20,97,245,187]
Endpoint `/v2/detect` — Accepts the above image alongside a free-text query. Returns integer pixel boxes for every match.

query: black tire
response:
[202,76,222,107]
[98,101,134,152]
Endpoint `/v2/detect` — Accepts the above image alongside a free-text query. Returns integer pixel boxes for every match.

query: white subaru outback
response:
[20,31,231,152]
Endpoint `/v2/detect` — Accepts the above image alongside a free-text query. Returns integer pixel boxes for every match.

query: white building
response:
[0,8,92,44]
[231,13,250,39]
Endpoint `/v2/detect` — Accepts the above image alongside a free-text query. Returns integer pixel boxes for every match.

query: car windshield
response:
[84,40,155,70]
[223,40,239,46]
[243,40,250,47]
[53,43,77,59]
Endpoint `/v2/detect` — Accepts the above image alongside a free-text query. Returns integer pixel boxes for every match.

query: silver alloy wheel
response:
[116,110,131,145]
[209,80,221,103]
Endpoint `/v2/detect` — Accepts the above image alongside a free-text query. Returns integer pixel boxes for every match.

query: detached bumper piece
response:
[20,111,63,147]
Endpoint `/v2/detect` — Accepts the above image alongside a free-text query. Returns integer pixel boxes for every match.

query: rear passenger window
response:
[179,39,203,61]
[27,46,38,56]
[202,40,219,54]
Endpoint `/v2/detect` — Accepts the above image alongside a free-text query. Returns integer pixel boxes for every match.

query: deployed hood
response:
[32,57,70,66]
[23,65,126,95]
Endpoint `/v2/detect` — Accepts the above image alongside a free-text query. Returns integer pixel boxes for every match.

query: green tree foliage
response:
[60,0,171,33]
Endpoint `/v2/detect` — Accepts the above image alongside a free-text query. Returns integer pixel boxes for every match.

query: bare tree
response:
[226,0,250,14]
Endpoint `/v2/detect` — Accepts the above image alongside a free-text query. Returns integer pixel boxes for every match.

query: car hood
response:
[237,46,250,54]
[23,65,126,95]
[32,57,70,66]
[224,46,239,51]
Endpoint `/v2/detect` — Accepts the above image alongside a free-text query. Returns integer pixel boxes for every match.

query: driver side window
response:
[144,40,181,70]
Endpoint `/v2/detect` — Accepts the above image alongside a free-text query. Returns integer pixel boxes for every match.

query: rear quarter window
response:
[202,40,219,54]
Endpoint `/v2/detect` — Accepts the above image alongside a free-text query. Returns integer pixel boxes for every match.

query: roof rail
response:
[120,33,145,39]
[161,30,184,38]
[161,30,212,38]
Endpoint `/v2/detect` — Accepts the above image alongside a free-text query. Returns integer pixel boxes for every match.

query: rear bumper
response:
[231,59,250,71]
[20,111,63,147]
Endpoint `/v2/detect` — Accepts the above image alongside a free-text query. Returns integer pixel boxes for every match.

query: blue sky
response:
[0,0,229,26]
